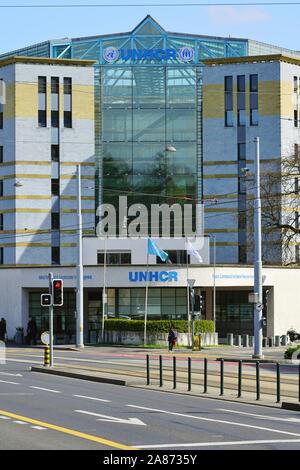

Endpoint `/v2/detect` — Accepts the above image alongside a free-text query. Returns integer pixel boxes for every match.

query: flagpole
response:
[144,248,149,346]
[186,238,191,347]
[101,235,107,343]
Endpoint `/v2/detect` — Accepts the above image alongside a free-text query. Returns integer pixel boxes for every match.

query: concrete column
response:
[227,333,234,346]
[235,335,242,347]
[243,334,249,347]
[249,336,254,347]
[275,335,281,347]
[281,335,288,346]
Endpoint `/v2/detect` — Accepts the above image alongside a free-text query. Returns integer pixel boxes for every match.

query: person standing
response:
[168,326,177,352]
[27,317,37,345]
[0,318,7,342]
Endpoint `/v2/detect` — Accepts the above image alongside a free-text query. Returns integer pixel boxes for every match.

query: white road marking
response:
[73,395,111,403]
[0,379,20,385]
[0,416,11,420]
[218,408,300,423]
[0,372,23,377]
[31,426,46,430]
[126,405,300,438]
[30,386,61,394]
[13,421,27,425]
[75,409,146,426]
[136,438,300,449]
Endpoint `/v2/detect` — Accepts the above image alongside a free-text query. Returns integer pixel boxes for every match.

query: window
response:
[51,246,60,265]
[294,76,298,94]
[51,179,59,196]
[238,109,246,127]
[51,77,59,94]
[64,111,72,128]
[51,212,60,230]
[0,146,3,163]
[238,143,246,160]
[51,145,59,162]
[0,111,3,129]
[295,211,299,229]
[0,180,3,197]
[0,214,3,231]
[97,251,131,265]
[38,110,46,127]
[0,247,3,265]
[294,110,298,127]
[38,76,46,94]
[237,75,245,92]
[225,110,233,127]
[64,77,72,95]
[296,245,300,263]
[295,177,299,194]
[156,250,189,264]
[250,74,258,92]
[225,76,233,92]
[250,109,259,126]
[51,110,59,128]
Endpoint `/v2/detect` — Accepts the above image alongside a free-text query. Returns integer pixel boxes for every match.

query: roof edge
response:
[0,56,96,68]
[203,54,300,67]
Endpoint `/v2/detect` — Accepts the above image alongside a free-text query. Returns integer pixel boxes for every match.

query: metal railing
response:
[145,354,300,404]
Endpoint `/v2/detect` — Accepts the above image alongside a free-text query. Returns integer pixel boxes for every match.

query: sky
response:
[0,1,299,55]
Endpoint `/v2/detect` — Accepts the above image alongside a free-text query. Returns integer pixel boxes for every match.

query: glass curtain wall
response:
[100,64,198,233]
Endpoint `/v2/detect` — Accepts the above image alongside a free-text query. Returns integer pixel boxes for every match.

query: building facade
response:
[1,16,300,341]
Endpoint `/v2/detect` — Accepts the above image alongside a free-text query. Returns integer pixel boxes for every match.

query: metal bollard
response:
[220,359,224,395]
[281,335,288,346]
[256,361,260,400]
[204,358,208,393]
[44,345,50,367]
[146,354,150,385]
[243,335,249,348]
[268,337,274,348]
[173,356,177,390]
[159,355,163,387]
[227,333,234,346]
[238,360,242,398]
[188,357,192,391]
[249,336,254,348]
[235,335,242,347]
[276,363,281,403]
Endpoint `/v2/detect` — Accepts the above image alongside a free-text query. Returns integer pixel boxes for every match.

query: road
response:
[0,358,300,450]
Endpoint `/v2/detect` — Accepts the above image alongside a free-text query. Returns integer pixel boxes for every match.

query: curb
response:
[216,357,291,364]
[281,402,300,412]
[31,367,126,386]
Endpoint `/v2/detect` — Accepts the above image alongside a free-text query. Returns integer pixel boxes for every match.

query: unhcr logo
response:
[179,47,194,62]
[102,47,195,63]
[129,271,178,282]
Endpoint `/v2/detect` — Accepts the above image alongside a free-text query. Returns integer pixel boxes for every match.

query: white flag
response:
[186,240,203,263]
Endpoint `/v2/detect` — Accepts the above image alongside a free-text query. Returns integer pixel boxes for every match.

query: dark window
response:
[295,211,299,229]
[0,146,3,163]
[38,76,46,94]
[294,76,298,94]
[0,214,3,231]
[0,111,3,129]
[0,247,3,265]
[51,246,60,265]
[296,245,300,263]
[294,110,298,127]
[51,179,59,196]
[51,145,59,162]
[0,180,3,197]
[64,77,72,95]
[97,252,131,265]
[238,143,246,160]
[38,110,46,127]
[64,111,72,128]
[51,111,59,128]
[237,75,245,92]
[51,77,59,94]
[295,177,299,194]
[225,110,233,127]
[156,250,189,264]
[51,212,60,230]
[225,76,233,92]
[238,245,247,264]
[250,74,258,92]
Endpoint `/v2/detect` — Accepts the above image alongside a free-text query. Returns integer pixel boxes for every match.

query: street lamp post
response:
[253,137,264,359]
[76,165,84,348]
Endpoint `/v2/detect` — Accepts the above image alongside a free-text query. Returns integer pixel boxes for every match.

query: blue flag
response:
[148,238,169,262]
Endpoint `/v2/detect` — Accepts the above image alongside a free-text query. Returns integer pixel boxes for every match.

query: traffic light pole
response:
[76,165,84,348]
[191,287,195,349]
[48,272,54,367]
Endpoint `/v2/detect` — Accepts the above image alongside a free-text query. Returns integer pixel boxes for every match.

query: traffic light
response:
[41,293,52,307]
[52,279,63,306]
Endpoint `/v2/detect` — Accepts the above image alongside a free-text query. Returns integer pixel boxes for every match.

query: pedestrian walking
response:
[0,318,7,342]
[26,317,37,345]
[168,326,177,352]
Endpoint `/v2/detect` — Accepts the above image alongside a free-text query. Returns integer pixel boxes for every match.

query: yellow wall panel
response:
[72,85,94,120]
[203,84,224,119]
[258,81,281,116]
[15,83,38,118]
[3,83,15,118]
[280,81,294,117]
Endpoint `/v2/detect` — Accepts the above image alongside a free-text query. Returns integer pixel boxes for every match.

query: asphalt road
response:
[0,360,300,450]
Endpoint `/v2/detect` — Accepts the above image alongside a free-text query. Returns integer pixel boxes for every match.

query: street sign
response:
[256,303,264,311]
[41,331,50,345]
[41,293,52,307]
[187,278,195,288]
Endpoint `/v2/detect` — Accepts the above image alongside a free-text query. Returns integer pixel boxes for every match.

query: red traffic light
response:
[54,281,62,289]
[52,279,63,306]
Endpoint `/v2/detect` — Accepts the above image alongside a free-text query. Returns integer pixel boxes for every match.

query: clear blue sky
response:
[0,1,299,54]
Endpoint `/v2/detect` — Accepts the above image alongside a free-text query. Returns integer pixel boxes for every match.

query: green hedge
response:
[104,319,214,334]
[284,344,300,359]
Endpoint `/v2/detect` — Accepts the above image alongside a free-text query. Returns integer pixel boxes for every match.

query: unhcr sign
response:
[103,46,195,63]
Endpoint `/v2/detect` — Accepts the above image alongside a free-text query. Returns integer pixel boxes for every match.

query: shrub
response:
[284,344,300,359]
[104,319,214,334]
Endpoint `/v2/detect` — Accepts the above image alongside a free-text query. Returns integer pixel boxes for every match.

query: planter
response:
[102,330,218,346]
